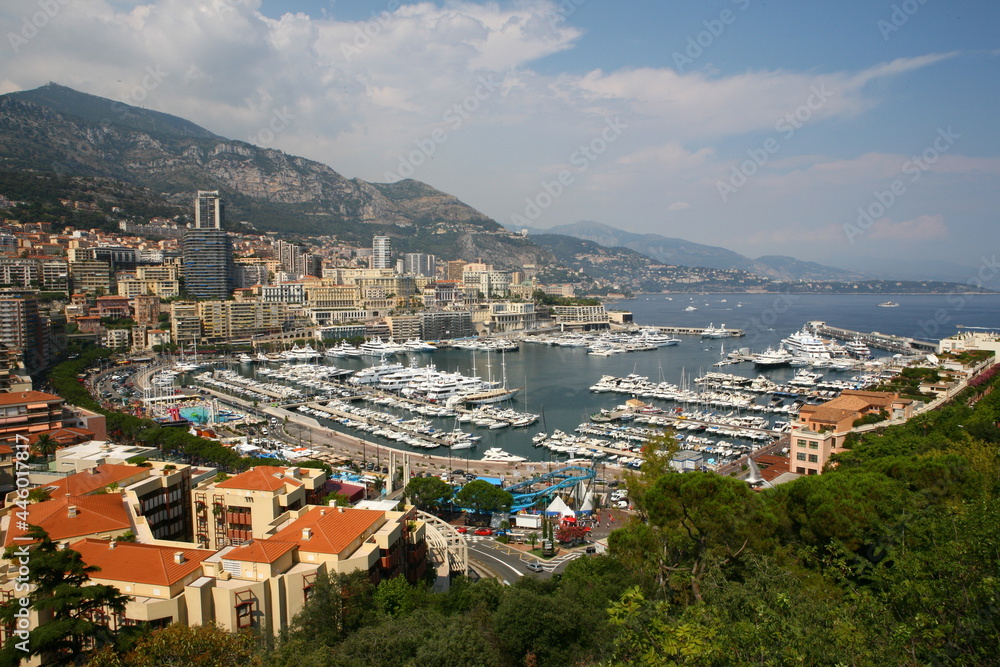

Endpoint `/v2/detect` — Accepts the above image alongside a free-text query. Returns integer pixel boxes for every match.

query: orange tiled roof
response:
[0,391,61,406]
[70,538,213,586]
[216,466,303,492]
[4,494,131,546]
[225,539,297,563]
[269,507,384,555]
[44,464,148,497]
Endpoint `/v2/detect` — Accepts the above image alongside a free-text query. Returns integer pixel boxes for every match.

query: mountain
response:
[514,220,862,281]
[0,83,551,268]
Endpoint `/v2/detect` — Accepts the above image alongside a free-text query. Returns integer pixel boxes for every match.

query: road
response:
[465,536,584,582]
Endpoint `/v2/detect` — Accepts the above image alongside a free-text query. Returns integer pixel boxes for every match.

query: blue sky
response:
[1,0,998,275]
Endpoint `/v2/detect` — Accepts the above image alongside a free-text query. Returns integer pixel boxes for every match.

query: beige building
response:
[192,466,327,550]
[198,300,287,342]
[551,304,610,330]
[792,390,914,475]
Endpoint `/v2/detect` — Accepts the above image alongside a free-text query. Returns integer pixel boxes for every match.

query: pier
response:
[652,326,744,337]
[807,321,936,354]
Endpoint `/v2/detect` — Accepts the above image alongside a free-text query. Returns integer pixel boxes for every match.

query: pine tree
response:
[0,526,129,666]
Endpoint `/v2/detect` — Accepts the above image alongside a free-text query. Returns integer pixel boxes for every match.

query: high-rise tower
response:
[183,191,235,300]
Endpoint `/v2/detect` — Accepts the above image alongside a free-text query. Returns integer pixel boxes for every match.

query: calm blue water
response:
[234,294,1000,463]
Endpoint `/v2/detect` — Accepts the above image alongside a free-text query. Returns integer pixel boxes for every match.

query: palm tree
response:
[34,433,58,461]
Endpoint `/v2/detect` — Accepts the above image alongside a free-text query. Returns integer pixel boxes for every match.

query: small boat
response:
[877,301,900,308]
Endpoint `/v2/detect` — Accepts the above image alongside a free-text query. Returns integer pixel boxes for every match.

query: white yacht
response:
[360,337,397,357]
[684,306,698,312]
[404,339,437,352]
[481,447,527,463]
[845,338,872,359]
[348,360,406,385]
[752,347,794,367]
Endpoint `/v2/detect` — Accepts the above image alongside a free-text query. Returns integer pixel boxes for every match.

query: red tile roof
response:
[70,538,213,586]
[269,507,384,555]
[225,539,297,563]
[44,464,148,497]
[4,494,131,546]
[0,391,61,406]
[216,466,303,492]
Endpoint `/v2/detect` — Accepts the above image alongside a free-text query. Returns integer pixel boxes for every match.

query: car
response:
[456,526,470,534]
[381,466,388,474]
[451,469,465,476]
[525,561,544,572]
[474,528,493,536]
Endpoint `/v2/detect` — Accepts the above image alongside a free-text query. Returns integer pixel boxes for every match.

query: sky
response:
[1,0,999,275]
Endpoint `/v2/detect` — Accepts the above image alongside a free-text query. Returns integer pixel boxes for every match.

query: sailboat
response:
[460,348,521,405]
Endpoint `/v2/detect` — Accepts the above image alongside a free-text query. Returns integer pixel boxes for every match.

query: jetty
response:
[807,321,936,354]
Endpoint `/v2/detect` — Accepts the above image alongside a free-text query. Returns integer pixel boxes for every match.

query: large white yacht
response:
[752,347,795,367]
[481,447,527,463]
[359,337,397,357]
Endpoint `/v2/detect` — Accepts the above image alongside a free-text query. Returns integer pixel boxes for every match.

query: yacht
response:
[404,339,437,352]
[752,347,794,367]
[877,301,900,308]
[359,337,397,357]
[781,327,847,360]
[481,447,527,463]
[701,324,730,339]
[348,359,406,385]
[237,353,254,364]
[845,338,872,359]
[684,306,698,312]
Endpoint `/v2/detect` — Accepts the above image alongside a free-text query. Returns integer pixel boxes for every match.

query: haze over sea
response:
[257,294,1000,466]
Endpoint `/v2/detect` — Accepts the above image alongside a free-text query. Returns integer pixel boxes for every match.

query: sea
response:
[222,293,1000,465]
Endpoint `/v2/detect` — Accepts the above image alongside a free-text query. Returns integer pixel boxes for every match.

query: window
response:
[808,454,818,463]
[796,439,807,447]
[808,442,818,450]
[235,591,255,629]
[796,452,806,461]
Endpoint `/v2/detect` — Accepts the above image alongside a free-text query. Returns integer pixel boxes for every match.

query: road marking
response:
[469,545,524,578]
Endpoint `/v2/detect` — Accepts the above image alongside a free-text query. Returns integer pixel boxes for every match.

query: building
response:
[192,465,328,550]
[183,191,235,300]
[402,253,436,277]
[551,304,610,331]
[938,331,1000,355]
[132,294,160,326]
[461,265,510,298]
[170,302,201,345]
[371,236,392,270]
[69,260,112,295]
[94,295,132,319]
[198,300,287,342]
[418,310,474,340]
[0,292,50,373]
[791,390,915,475]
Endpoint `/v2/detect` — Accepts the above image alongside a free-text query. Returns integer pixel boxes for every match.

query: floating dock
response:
[652,326,744,337]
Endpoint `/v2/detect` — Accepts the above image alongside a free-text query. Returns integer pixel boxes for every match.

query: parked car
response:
[474,528,493,536]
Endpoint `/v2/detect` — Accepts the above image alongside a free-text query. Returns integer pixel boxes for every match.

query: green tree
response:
[26,488,52,503]
[453,480,512,521]
[84,623,263,667]
[33,434,59,461]
[0,526,129,666]
[404,476,454,511]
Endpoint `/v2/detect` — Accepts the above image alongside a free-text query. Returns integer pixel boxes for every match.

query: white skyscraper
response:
[372,236,392,269]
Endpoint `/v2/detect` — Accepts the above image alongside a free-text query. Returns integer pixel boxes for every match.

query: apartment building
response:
[791,390,915,475]
[551,304,610,331]
[0,292,50,373]
[0,391,64,443]
[192,466,327,550]
[198,301,287,342]
[69,260,112,294]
